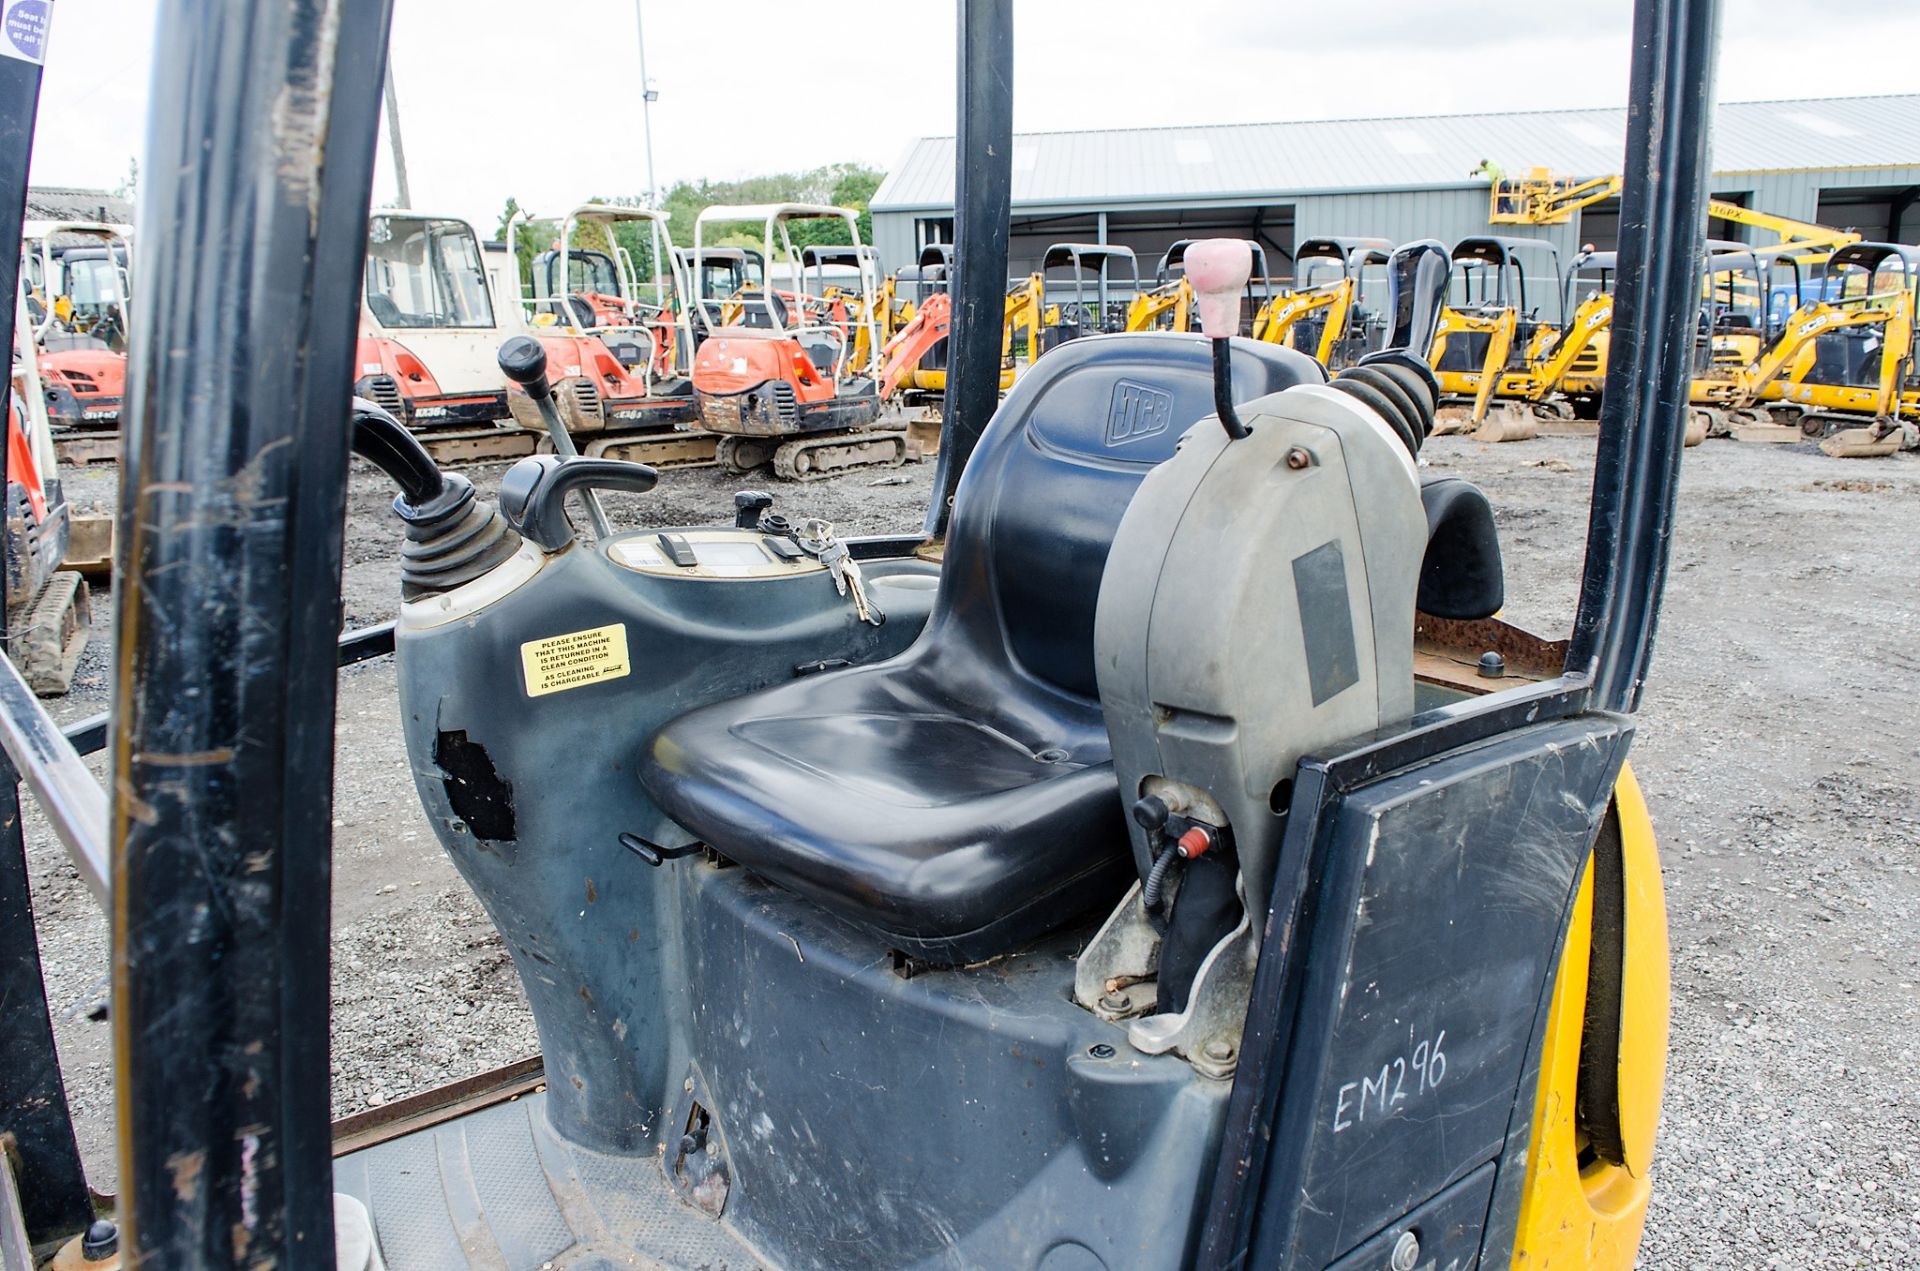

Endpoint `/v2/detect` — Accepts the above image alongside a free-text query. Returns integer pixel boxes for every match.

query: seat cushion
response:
[644,662,1131,964]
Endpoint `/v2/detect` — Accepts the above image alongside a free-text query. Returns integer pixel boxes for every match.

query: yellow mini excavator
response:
[1251,236,1394,368]
[1693,241,1918,456]
[1427,236,1567,441]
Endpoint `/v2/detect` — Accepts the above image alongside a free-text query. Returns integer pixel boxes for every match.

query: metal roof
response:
[871,95,1920,212]
[25,186,134,225]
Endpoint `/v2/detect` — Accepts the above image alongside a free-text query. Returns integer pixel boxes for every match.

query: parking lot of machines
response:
[20,183,1919,486]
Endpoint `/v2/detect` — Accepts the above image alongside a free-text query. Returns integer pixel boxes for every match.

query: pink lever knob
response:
[1184,239,1252,340]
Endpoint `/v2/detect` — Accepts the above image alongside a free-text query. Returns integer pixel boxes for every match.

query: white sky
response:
[27,0,1920,236]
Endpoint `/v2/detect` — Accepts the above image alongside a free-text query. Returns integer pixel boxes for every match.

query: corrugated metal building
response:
[869,94,1920,287]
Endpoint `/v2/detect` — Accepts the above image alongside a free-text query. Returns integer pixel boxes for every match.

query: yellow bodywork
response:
[1430,306,1518,424]
[1124,278,1194,333]
[1493,292,1615,404]
[1511,765,1669,1269]
[1695,285,1915,418]
[1252,281,1358,366]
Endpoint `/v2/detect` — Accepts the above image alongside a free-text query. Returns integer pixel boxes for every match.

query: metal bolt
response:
[1203,1038,1236,1063]
[1099,991,1130,1014]
[1088,1043,1116,1059]
[1477,650,1507,679]
[1286,447,1311,470]
[1389,1230,1420,1271]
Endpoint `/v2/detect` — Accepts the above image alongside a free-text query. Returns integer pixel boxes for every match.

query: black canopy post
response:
[0,11,97,1248]
[111,0,394,1264]
[925,0,1013,538]
[1568,0,1720,712]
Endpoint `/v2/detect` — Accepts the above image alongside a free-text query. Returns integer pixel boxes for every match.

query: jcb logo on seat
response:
[1106,380,1173,446]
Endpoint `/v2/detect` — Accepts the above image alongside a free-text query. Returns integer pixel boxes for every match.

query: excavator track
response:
[581,431,720,469]
[771,429,911,481]
[415,427,542,466]
[715,436,780,475]
[53,430,122,466]
[12,570,92,696]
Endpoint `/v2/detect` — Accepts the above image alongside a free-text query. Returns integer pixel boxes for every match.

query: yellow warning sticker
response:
[520,624,631,698]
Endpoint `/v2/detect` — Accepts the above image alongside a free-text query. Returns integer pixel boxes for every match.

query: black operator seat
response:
[639,335,1325,963]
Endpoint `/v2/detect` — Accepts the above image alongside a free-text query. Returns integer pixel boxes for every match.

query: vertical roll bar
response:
[111,0,394,1264]
[1568,0,1720,713]
[0,14,97,1248]
[924,0,1013,539]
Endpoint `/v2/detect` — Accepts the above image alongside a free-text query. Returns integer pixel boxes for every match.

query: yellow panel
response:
[1511,765,1669,1270]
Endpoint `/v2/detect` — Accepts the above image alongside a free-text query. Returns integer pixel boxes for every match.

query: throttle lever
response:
[500,455,659,552]
[498,335,613,539]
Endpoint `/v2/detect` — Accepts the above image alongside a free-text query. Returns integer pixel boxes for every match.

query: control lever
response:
[500,455,659,552]
[497,335,613,539]
[1183,238,1254,440]
[1313,239,1452,462]
[734,490,774,529]
[1358,238,1449,407]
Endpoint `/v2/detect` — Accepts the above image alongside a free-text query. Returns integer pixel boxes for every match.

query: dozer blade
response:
[1471,402,1539,444]
[53,431,122,466]
[1730,420,1802,445]
[1532,406,1599,439]
[62,513,114,578]
[1818,424,1907,459]
[1428,404,1476,437]
[582,432,720,469]
[12,570,92,696]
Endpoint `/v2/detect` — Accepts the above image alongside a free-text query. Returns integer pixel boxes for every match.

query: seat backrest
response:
[932,334,1323,700]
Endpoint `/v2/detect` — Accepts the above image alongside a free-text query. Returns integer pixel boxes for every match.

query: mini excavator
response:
[1,1,1717,1267]
[687,203,904,479]
[1252,236,1394,366]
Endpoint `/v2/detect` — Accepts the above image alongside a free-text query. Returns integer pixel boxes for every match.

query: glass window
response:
[64,256,119,308]
[365,215,496,329]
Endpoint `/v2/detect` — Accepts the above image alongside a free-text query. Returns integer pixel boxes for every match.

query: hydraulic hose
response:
[1212,339,1250,440]
[1142,845,1179,913]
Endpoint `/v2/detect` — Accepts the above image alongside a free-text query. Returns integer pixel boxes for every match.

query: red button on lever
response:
[1176,827,1213,859]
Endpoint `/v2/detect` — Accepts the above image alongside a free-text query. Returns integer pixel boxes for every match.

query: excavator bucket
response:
[1819,422,1911,458]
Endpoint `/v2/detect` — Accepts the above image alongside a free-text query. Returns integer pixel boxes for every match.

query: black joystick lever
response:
[498,335,612,539]
[734,490,774,530]
[1324,239,1452,461]
[500,455,659,552]
[1361,238,1449,403]
[352,397,523,599]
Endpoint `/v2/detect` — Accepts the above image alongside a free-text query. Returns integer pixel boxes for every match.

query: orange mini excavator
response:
[689,203,906,479]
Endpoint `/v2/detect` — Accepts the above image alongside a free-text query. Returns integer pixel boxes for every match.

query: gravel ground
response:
[19,432,1920,1266]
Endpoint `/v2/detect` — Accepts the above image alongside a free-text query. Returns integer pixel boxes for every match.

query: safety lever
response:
[1357,238,1450,407]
